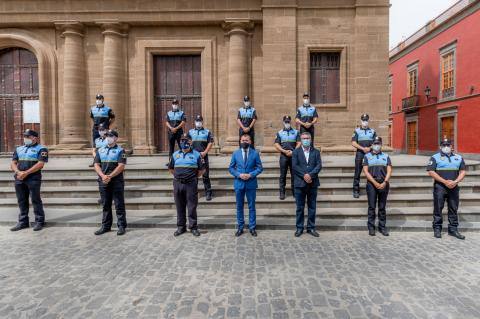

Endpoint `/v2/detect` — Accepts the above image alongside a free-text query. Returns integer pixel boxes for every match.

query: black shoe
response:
[174,228,187,237]
[448,230,465,240]
[307,229,319,237]
[117,227,126,236]
[235,229,244,237]
[10,223,29,232]
[378,228,389,236]
[32,223,43,231]
[369,228,376,236]
[191,229,201,237]
[434,229,442,238]
[353,191,360,198]
[165,163,169,167]
[88,163,94,168]
[94,227,111,236]
[279,190,286,200]
[294,229,303,237]
[250,229,257,237]
[206,191,212,201]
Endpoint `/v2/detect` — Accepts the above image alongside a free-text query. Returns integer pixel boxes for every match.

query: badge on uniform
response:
[41,151,47,157]
[122,153,127,159]
[441,157,445,161]
[428,160,433,166]
[176,154,180,159]
[188,156,194,159]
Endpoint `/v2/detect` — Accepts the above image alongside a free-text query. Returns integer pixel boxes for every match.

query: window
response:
[388,75,393,112]
[407,68,417,97]
[309,52,340,104]
[441,52,455,99]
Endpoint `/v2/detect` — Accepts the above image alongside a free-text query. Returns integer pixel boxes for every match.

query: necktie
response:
[244,150,248,163]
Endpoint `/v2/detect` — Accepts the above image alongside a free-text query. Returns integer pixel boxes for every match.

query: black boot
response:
[279,189,286,200]
[117,226,126,236]
[353,190,360,198]
[434,229,442,238]
[94,226,111,236]
[206,191,212,201]
[378,228,389,236]
[448,230,465,240]
[10,223,29,232]
[32,223,44,231]
[368,228,376,236]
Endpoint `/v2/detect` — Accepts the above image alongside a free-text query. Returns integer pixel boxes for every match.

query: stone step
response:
[0,193,479,210]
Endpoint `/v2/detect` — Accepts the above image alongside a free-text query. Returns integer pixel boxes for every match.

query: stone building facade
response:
[0,0,389,154]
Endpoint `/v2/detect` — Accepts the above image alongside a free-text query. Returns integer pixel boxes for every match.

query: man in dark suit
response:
[292,131,322,237]
[228,134,264,237]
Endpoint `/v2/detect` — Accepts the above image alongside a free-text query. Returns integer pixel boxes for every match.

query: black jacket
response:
[292,147,322,188]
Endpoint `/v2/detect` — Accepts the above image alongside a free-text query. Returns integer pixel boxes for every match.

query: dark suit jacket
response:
[292,146,322,188]
[228,147,263,190]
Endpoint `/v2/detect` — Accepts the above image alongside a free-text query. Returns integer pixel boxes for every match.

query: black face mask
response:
[240,142,250,150]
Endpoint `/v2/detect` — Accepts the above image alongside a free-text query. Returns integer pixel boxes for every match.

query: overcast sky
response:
[389,0,458,49]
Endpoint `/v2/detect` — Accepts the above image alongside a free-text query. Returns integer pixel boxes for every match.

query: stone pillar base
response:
[54,143,90,150]
[220,136,240,153]
[132,145,157,155]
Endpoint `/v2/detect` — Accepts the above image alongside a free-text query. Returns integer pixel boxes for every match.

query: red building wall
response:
[389,7,480,155]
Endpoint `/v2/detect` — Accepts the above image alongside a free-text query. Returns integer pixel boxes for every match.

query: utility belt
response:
[174,177,197,184]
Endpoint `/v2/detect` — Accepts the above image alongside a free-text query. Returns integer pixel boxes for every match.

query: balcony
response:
[402,95,420,113]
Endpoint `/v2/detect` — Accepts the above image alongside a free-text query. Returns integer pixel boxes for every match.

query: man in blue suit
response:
[229,134,263,237]
[292,131,322,237]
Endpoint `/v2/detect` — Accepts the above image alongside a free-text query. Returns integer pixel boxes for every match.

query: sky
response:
[389,0,459,49]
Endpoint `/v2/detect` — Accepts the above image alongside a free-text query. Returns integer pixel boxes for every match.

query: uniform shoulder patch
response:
[40,151,48,157]
[121,153,127,159]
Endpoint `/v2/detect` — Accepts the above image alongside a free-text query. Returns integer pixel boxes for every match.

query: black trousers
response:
[279,154,294,194]
[91,128,100,146]
[295,186,318,231]
[173,179,198,230]
[201,156,212,194]
[366,182,389,230]
[239,128,255,148]
[433,183,459,232]
[353,151,366,192]
[299,126,315,143]
[168,131,183,158]
[15,178,45,226]
[99,179,127,228]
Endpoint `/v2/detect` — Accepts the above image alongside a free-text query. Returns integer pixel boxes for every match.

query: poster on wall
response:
[23,100,40,123]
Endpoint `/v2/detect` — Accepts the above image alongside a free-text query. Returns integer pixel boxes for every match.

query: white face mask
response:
[303,99,310,105]
[244,101,251,107]
[24,138,33,146]
[106,137,115,145]
[442,146,452,154]
[361,121,369,128]
[172,104,178,110]
[372,144,381,152]
[195,121,203,129]
[284,123,291,129]
[96,100,103,106]
[99,131,106,137]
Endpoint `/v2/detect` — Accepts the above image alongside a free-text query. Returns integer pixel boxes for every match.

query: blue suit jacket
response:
[229,147,263,190]
[292,147,322,188]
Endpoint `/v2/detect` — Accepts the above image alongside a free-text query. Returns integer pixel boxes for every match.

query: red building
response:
[389,0,480,159]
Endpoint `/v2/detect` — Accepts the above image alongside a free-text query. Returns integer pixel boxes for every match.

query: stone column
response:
[221,20,253,152]
[55,22,88,148]
[97,21,129,145]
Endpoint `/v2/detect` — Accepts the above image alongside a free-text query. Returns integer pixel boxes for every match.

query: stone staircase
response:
[0,154,479,231]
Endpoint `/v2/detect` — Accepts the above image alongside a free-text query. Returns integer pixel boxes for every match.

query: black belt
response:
[174,178,196,184]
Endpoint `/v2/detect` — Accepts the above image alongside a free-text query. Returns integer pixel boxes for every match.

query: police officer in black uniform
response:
[427,138,466,240]
[90,94,115,146]
[274,115,301,200]
[187,115,214,201]
[93,130,127,236]
[165,98,186,164]
[10,129,48,232]
[351,113,376,198]
[168,134,205,237]
[237,96,257,148]
[362,137,392,236]
[295,92,318,144]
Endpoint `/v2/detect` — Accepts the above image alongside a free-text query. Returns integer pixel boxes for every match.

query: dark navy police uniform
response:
[426,152,466,232]
[363,152,391,231]
[188,127,214,196]
[352,127,376,193]
[166,109,186,157]
[295,104,318,143]
[169,149,204,230]
[90,105,115,144]
[94,136,108,149]
[275,128,300,195]
[237,106,257,147]
[12,143,48,226]
[94,144,127,229]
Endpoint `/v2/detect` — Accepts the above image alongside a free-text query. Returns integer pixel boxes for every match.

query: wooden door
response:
[441,116,455,149]
[407,121,417,155]
[153,55,201,152]
[310,52,340,104]
[0,48,39,152]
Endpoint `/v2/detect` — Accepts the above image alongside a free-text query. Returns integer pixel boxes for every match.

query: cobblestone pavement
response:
[0,227,479,319]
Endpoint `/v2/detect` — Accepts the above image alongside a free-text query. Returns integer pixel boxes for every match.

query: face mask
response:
[372,144,381,152]
[195,121,203,129]
[361,121,369,128]
[106,137,115,145]
[442,146,452,154]
[244,101,251,107]
[284,123,291,129]
[24,138,33,146]
[172,104,178,110]
[240,142,250,149]
[301,139,311,147]
[180,141,190,150]
[303,99,310,105]
[99,131,106,137]
[96,100,103,106]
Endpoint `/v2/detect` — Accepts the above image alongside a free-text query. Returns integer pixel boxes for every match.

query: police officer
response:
[187,115,214,201]
[274,115,301,200]
[89,123,108,168]
[90,94,115,146]
[93,130,127,236]
[237,96,257,147]
[10,129,48,232]
[168,134,205,237]
[362,137,392,237]
[351,113,376,198]
[427,138,466,240]
[295,92,318,144]
[166,98,186,164]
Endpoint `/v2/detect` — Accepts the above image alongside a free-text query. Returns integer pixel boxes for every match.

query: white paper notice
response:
[23,100,40,123]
